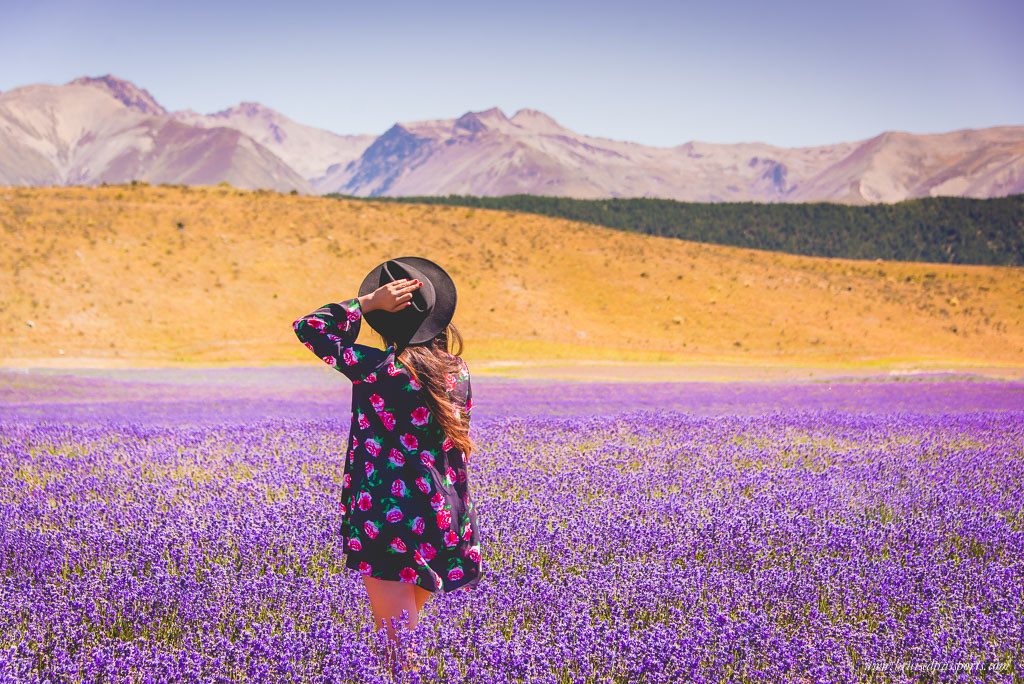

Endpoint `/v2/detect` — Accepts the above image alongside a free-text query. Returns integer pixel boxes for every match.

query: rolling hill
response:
[1,184,1022,368]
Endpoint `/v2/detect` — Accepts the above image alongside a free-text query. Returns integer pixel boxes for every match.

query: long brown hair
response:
[382,323,473,460]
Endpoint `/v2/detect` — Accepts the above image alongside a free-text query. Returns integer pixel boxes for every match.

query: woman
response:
[292,256,482,674]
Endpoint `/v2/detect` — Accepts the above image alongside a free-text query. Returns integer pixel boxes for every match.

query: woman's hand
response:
[358,278,423,313]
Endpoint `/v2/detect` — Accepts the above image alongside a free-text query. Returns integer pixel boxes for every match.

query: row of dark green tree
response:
[325,192,1024,266]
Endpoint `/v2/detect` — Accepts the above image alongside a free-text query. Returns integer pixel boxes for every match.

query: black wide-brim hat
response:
[358,256,457,349]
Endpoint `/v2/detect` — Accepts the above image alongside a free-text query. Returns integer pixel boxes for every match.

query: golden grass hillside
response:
[2,183,1023,369]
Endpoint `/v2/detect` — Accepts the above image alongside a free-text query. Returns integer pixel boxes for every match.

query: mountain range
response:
[1,74,1021,203]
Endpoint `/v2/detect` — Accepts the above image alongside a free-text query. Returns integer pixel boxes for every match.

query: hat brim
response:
[358,256,457,346]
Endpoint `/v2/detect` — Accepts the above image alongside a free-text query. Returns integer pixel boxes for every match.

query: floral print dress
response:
[292,298,482,592]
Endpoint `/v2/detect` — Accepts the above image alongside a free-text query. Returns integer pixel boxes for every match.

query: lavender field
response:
[1,368,1022,683]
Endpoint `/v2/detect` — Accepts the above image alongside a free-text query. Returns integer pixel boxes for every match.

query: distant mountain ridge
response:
[171,102,375,182]
[0,74,1021,203]
[0,77,314,192]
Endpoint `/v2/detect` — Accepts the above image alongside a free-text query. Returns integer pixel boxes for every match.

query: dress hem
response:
[344,553,483,594]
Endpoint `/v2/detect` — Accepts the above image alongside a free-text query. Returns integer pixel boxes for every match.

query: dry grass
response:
[1,183,1023,369]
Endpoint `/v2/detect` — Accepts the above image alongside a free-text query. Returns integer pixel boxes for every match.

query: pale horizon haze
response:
[0,0,1021,149]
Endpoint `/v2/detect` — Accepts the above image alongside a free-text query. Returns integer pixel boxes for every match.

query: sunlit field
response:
[1,370,1022,682]
[3,185,1023,367]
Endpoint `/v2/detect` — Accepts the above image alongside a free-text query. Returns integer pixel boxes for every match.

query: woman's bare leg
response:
[362,575,429,673]
[413,584,432,614]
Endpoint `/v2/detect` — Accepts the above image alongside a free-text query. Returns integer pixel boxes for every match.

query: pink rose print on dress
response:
[443,529,459,547]
[408,376,421,390]
[364,461,375,478]
[442,436,454,451]
[411,406,431,426]
[417,543,437,561]
[462,521,472,541]
[411,516,425,535]
[389,537,407,553]
[357,491,373,511]
[400,433,418,452]
[431,569,443,589]
[326,333,341,342]
[340,502,346,516]
[387,362,400,376]
[446,465,456,486]
[352,435,359,450]
[391,479,408,498]
[343,473,351,489]
[359,561,372,575]
[378,410,395,431]
[357,412,370,430]
[437,509,452,530]
[444,373,457,391]
[346,306,361,322]
[364,521,379,539]
[388,449,405,467]
[303,342,315,353]
[457,469,467,484]
[413,550,427,566]
[385,507,404,523]
[364,372,377,383]
[466,396,473,412]
[420,451,435,469]
[348,537,362,552]
[415,476,431,494]
[398,566,418,583]
[467,545,481,563]
[322,355,337,367]
[369,394,386,411]
[306,317,326,331]
[342,348,359,366]
[430,492,445,511]
[448,566,464,581]
[364,439,381,458]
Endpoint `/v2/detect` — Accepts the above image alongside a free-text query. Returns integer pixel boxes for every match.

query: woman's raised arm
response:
[293,279,422,382]
[292,298,381,383]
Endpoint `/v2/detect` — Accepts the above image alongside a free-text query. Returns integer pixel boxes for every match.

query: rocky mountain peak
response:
[510,108,566,134]
[210,102,271,119]
[477,106,509,121]
[454,107,510,134]
[67,74,167,116]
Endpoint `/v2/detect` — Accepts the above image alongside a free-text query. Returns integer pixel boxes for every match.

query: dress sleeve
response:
[292,297,385,383]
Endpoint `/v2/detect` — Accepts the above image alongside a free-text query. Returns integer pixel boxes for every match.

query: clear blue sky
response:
[1,0,1020,148]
